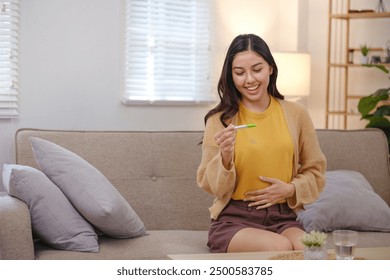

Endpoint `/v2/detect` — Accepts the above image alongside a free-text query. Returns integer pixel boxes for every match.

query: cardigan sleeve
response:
[197,114,236,199]
[286,104,327,209]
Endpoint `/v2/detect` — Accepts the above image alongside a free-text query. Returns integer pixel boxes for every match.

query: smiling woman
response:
[197,34,326,254]
[231,50,273,112]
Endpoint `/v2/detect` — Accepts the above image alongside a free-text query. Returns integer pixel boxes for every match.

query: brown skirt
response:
[207,200,304,253]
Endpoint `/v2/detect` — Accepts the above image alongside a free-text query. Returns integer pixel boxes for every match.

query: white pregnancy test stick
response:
[234,124,257,130]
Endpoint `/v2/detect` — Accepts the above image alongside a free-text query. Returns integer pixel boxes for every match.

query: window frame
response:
[121,0,214,106]
[0,0,19,118]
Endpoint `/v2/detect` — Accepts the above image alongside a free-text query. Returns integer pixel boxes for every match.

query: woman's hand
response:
[214,124,236,169]
[244,176,295,209]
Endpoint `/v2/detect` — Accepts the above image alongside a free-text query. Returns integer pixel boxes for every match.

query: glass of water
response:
[333,230,358,260]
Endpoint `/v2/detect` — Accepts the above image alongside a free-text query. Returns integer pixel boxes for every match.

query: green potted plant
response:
[360,44,369,64]
[358,65,390,152]
[301,231,328,260]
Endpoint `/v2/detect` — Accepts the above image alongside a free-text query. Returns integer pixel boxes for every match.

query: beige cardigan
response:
[197,99,327,220]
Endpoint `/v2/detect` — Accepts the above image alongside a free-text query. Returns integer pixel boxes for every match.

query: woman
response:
[197,34,326,253]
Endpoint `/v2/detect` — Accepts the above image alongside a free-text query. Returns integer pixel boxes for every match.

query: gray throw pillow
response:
[2,164,99,252]
[297,170,390,232]
[30,137,146,238]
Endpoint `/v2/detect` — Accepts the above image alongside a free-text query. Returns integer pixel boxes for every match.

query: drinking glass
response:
[332,230,358,260]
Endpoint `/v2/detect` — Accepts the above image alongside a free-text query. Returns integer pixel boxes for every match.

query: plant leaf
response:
[366,116,390,128]
[373,105,390,117]
[362,64,390,74]
[372,88,390,98]
[358,88,390,117]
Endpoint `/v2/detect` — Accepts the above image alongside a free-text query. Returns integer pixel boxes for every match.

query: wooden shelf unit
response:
[331,11,390,19]
[325,0,390,129]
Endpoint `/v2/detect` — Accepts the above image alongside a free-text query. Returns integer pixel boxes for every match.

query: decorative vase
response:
[303,246,328,260]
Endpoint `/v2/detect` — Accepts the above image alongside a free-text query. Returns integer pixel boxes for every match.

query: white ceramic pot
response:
[303,246,328,260]
[360,56,369,64]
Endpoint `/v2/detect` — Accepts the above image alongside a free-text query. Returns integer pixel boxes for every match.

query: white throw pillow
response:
[2,164,99,252]
[297,170,390,232]
[30,137,146,238]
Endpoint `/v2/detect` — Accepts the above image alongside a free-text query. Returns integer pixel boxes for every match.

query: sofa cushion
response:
[297,170,390,232]
[2,164,99,252]
[34,230,209,260]
[30,137,146,239]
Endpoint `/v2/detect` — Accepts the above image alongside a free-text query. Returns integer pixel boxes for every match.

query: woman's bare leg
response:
[227,228,293,252]
[281,227,305,250]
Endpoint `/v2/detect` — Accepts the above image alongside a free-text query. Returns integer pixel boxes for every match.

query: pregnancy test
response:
[234,124,257,130]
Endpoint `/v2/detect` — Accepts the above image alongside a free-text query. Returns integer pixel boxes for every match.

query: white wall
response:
[0,0,340,190]
[18,0,210,132]
[306,0,329,127]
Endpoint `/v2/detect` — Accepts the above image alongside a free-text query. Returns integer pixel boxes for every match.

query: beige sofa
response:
[0,128,389,260]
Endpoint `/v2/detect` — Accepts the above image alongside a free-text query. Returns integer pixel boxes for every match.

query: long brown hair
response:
[204,34,284,127]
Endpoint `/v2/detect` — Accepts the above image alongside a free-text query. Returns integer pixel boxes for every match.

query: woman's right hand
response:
[214,124,236,169]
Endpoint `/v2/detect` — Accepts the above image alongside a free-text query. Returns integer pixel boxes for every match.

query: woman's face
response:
[231,50,273,109]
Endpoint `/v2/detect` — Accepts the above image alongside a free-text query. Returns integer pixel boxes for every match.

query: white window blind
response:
[0,0,18,117]
[122,0,213,105]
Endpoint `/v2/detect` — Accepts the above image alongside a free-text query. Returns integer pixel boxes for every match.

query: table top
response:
[168,247,390,260]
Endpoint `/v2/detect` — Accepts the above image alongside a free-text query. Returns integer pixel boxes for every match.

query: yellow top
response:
[197,98,326,220]
[231,97,294,200]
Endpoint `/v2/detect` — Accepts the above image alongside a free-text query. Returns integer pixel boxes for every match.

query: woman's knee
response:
[270,237,293,251]
[228,228,294,252]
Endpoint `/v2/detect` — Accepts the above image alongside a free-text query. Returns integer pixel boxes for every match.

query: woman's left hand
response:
[244,176,295,209]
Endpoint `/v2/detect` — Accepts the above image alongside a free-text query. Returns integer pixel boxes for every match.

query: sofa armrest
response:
[0,192,35,259]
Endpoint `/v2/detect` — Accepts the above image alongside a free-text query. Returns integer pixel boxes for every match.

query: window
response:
[122,0,213,105]
[0,0,18,118]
